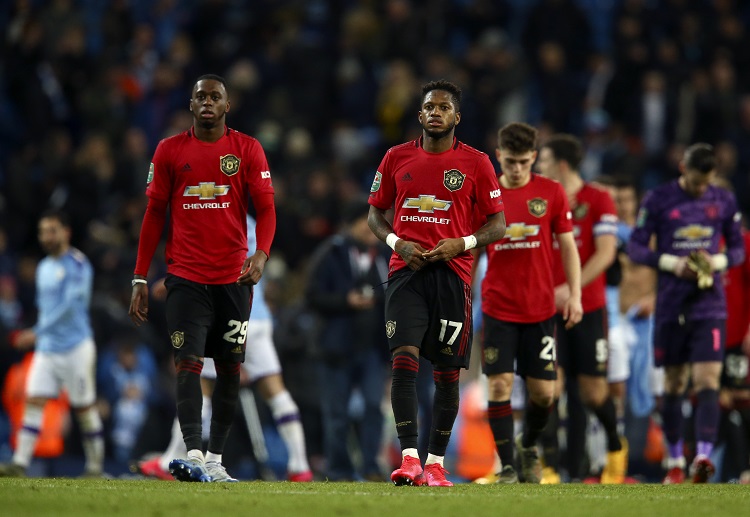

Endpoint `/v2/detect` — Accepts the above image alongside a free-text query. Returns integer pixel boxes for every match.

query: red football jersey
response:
[369,138,503,286]
[482,174,573,323]
[724,230,750,348]
[146,127,274,284]
[552,183,617,312]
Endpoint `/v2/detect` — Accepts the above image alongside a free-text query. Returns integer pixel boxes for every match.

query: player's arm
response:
[238,192,276,285]
[556,231,583,329]
[368,204,428,271]
[129,196,168,325]
[581,232,617,288]
[423,211,506,263]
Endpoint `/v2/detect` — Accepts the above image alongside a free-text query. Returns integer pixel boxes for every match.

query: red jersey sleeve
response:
[145,140,173,201]
[474,156,503,217]
[368,150,396,210]
[244,139,275,196]
[551,182,573,235]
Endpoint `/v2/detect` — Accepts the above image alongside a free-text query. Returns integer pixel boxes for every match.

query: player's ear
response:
[455,112,461,126]
[225,100,230,114]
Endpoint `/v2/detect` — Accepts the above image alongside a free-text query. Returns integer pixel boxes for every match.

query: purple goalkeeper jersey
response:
[627,179,745,324]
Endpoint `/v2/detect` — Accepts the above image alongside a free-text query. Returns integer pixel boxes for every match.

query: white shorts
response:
[607,323,632,383]
[201,320,280,382]
[26,338,97,407]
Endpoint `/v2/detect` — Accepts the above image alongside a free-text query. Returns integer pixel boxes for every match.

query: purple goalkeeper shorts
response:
[653,318,725,367]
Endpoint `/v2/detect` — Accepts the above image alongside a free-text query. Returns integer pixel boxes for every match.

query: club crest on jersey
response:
[371,171,382,192]
[443,169,465,192]
[385,320,397,338]
[527,197,548,217]
[171,331,185,349]
[573,203,589,220]
[220,154,241,176]
[484,347,498,365]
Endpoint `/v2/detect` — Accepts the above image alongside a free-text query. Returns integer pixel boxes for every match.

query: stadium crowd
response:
[1,0,750,483]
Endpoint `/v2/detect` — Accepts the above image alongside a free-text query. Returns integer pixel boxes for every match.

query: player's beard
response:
[424,121,456,140]
[197,117,220,130]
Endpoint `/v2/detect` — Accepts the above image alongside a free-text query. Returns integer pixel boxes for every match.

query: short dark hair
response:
[543,134,584,171]
[39,209,70,228]
[421,80,462,111]
[498,122,538,154]
[683,143,715,174]
[194,74,227,90]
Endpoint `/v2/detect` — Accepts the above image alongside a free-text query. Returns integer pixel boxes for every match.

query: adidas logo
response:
[401,172,413,181]
[182,163,192,171]
[440,346,453,355]
[231,346,242,353]
[545,362,555,371]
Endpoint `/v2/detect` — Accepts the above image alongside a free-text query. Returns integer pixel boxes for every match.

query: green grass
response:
[2,479,748,517]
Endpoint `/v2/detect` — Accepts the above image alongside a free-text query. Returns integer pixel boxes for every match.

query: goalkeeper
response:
[627,143,745,485]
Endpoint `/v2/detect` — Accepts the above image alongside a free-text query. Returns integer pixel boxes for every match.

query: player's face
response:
[190,80,229,129]
[418,90,460,139]
[496,148,537,188]
[38,217,70,256]
[680,167,715,198]
[615,186,638,221]
[536,147,559,180]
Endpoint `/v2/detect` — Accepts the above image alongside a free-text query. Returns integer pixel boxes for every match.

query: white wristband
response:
[131,278,147,287]
[462,235,477,251]
[711,253,728,272]
[386,233,400,250]
[658,254,680,272]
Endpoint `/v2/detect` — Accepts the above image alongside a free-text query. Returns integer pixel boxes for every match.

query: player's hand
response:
[9,329,35,350]
[395,240,429,271]
[554,284,570,312]
[673,256,698,282]
[238,250,268,285]
[686,250,714,289]
[562,294,583,329]
[129,283,149,326]
[423,238,465,263]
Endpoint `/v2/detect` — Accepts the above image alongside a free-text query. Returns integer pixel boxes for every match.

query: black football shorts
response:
[481,314,557,380]
[165,274,250,363]
[384,263,473,368]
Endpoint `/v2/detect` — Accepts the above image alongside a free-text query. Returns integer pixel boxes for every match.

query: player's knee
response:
[487,374,513,400]
[529,390,555,408]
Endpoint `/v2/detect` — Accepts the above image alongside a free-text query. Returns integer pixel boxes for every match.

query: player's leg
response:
[655,321,692,484]
[385,271,428,486]
[200,282,250,482]
[688,319,725,483]
[0,351,57,476]
[421,266,474,487]
[65,338,105,477]
[164,275,212,482]
[248,319,312,481]
[482,314,520,483]
[570,309,626,483]
[516,317,557,484]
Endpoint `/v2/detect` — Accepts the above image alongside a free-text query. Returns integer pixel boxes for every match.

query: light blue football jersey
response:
[33,248,93,352]
[246,215,271,322]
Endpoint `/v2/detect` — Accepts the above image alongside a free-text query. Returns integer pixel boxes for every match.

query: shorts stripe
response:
[458,282,472,357]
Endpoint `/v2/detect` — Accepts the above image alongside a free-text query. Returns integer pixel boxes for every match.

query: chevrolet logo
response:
[505,222,540,241]
[674,225,713,240]
[183,182,230,200]
[402,195,452,213]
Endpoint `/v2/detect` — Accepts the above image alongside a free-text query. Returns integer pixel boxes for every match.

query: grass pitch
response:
[1,478,747,517]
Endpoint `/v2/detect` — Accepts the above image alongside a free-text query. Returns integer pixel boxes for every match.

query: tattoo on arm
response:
[367,206,393,243]
[474,212,506,248]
